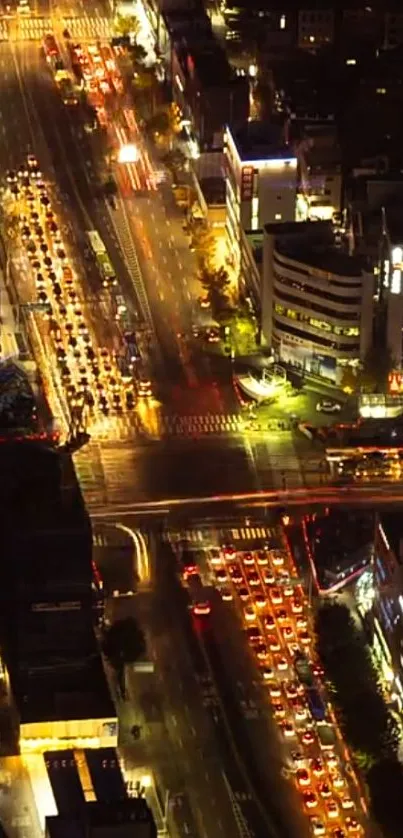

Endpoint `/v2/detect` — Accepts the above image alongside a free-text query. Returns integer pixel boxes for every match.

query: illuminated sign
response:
[388,371,403,394]
[241,166,254,201]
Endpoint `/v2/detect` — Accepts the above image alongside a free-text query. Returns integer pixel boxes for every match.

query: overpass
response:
[90,482,403,520]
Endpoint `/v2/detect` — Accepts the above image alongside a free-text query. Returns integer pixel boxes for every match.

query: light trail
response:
[90,484,403,518]
[115,523,150,583]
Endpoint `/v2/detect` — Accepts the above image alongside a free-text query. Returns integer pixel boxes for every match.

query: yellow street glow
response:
[118,143,139,164]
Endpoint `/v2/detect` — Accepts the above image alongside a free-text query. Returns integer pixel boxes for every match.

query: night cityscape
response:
[2,1,403,838]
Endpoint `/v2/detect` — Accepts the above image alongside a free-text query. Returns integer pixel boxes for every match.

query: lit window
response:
[280,14,286,29]
[346,58,356,65]
[309,35,315,43]
[275,213,282,220]
[376,88,386,94]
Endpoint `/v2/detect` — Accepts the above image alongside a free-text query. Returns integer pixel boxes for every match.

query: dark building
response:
[45,799,157,838]
[0,441,116,750]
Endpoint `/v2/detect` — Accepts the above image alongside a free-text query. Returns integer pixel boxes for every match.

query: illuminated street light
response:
[118,144,139,164]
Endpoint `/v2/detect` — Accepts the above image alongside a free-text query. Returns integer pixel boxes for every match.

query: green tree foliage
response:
[366,759,403,838]
[199,263,232,320]
[315,602,399,763]
[102,617,146,672]
[114,14,139,38]
[360,345,394,393]
[162,148,187,178]
[144,109,172,136]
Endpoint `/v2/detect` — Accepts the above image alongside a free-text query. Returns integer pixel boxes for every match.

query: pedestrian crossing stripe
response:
[167,526,274,544]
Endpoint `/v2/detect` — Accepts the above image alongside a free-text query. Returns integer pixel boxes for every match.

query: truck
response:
[316,722,337,750]
[305,686,327,722]
[294,651,315,687]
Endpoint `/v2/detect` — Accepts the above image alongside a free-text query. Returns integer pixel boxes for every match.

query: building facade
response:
[225,121,297,275]
[261,221,374,382]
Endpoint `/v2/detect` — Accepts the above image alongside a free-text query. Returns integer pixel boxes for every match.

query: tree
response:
[191,222,217,268]
[199,263,232,319]
[340,363,359,394]
[114,14,139,38]
[144,109,172,137]
[315,602,399,763]
[162,148,187,178]
[367,759,403,838]
[102,617,146,673]
[360,345,394,393]
[129,43,148,67]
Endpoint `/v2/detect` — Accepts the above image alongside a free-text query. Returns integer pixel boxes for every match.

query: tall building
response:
[225,121,297,277]
[0,441,116,752]
[261,220,374,382]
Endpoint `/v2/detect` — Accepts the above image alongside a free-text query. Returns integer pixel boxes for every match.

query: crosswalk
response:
[168,526,275,545]
[0,14,112,42]
[161,413,243,435]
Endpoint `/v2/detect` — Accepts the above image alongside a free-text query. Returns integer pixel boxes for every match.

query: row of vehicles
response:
[43,34,78,106]
[202,541,364,838]
[6,159,140,425]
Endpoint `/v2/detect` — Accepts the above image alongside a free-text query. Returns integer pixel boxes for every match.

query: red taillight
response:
[183,565,197,580]
[193,602,211,616]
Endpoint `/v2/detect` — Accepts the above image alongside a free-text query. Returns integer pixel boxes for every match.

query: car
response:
[27,154,38,168]
[206,328,220,344]
[312,663,324,677]
[331,774,345,790]
[271,587,283,605]
[275,656,288,671]
[246,626,262,643]
[275,608,288,623]
[220,587,233,602]
[341,797,354,810]
[316,399,341,414]
[238,586,249,601]
[344,818,361,834]
[199,296,210,308]
[290,750,305,768]
[268,636,281,652]
[291,699,308,721]
[215,568,227,583]
[318,782,332,799]
[263,570,275,585]
[301,729,315,746]
[309,818,326,836]
[282,626,294,641]
[244,605,256,622]
[7,170,17,183]
[272,701,285,719]
[296,768,310,787]
[264,615,276,630]
[243,552,254,566]
[331,830,345,838]
[324,752,338,770]
[222,544,236,559]
[291,597,303,614]
[325,801,339,819]
[279,720,295,738]
[254,591,267,608]
[302,792,318,809]
[228,564,243,584]
[260,666,274,681]
[285,681,300,699]
[247,572,260,586]
[296,617,308,630]
[268,682,281,698]
[298,631,311,646]
[257,551,268,565]
[255,643,268,660]
[271,551,285,566]
[311,758,324,777]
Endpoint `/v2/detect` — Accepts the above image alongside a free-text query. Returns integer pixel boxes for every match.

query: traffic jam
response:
[5,158,139,435]
[64,37,156,194]
[179,537,366,838]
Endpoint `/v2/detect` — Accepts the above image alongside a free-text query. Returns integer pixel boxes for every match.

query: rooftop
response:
[228,120,293,162]
[178,41,233,86]
[264,220,366,277]
[46,799,157,838]
[17,653,115,724]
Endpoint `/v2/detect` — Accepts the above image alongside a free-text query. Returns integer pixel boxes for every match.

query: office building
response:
[225,121,297,277]
[0,441,117,752]
[261,220,374,382]
[292,116,342,221]
[171,38,249,149]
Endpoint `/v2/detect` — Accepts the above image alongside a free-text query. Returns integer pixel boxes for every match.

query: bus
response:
[305,686,327,722]
[43,34,60,68]
[86,230,117,287]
